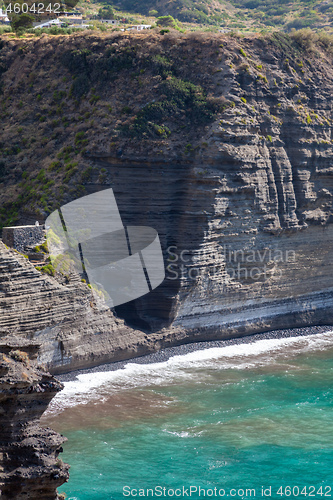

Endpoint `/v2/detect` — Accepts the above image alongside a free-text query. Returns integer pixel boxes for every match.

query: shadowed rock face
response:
[0,338,69,499]
[80,36,333,339]
[86,146,333,340]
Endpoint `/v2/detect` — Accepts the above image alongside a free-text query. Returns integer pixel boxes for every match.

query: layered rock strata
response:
[89,152,333,340]
[0,34,333,373]
[0,241,152,373]
[0,337,69,499]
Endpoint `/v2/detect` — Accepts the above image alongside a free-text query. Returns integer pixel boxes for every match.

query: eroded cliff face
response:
[0,241,179,373]
[86,35,333,341]
[89,148,333,340]
[0,337,69,499]
[0,32,332,372]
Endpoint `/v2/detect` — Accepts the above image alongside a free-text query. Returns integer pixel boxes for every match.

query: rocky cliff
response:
[0,31,333,372]
[0,337,69,499]
[0,241,172,373]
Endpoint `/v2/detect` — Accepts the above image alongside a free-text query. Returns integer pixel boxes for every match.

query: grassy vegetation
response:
[34,241,48,253]
[35,263,56,276]
[60,43,225,139]
[99,0,227,25]
[73,0,333,33]
[129,77,222,137]
[0,30,231,228]
[1,0,332,36]
[0,27,332,230]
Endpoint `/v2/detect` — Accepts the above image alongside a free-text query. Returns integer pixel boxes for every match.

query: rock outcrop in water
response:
[0,337,69,499]
[0,32,333,373]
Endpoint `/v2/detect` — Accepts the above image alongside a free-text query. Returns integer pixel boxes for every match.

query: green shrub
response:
[37,169,46,182]
[150,54,174,78]
[286,17,319,31]
[40,263,56,277]
[61,49,91,74]
[121,105,132,114]
[185,143,194,155]
[89,95,100,105]
[40,241,48,252]
[75,132,88,148]
[53,90,67,102]
[71,75,90,99]
[62,46,138,97]
[153,124,171,138]
[48,161,61,172]
[157,15,177,28]
[64,168,78,184]
[81,167,93,183]
[257,74,268,84]
[65,161,78,172]
[129,77,221,136]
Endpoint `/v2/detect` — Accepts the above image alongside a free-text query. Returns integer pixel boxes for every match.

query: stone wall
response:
[2,225,45,253]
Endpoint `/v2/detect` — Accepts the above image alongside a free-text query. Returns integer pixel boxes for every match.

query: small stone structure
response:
[2,225,45,253]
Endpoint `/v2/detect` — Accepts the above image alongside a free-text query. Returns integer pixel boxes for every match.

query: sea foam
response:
[47,330,333,414]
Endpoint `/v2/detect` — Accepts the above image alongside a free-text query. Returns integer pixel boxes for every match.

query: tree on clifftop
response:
[157,15,178,28]
[98,5,116,19]
[11,12,35,32]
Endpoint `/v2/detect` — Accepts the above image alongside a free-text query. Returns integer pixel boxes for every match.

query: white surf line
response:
[47,330,333,414]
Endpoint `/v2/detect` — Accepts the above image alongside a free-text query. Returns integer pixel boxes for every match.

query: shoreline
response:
[57,325,333,382]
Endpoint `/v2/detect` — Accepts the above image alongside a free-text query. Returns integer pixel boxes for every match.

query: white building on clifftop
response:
[127,24,151,31]
[0,8,10,23]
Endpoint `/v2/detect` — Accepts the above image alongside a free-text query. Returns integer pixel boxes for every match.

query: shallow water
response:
[43,331,333,500]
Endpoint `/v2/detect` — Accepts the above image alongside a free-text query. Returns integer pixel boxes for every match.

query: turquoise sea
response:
[43,331,333,500]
